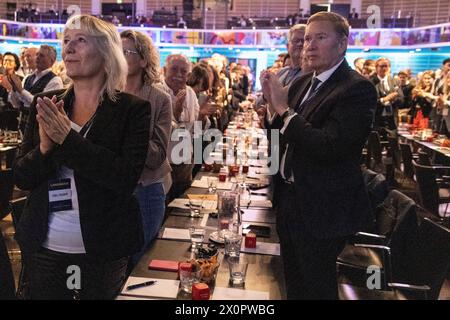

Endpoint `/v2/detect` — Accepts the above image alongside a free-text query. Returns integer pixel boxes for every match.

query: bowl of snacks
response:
[188,253,220,285]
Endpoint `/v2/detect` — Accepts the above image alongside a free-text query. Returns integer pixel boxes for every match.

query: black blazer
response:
[14,88,150,260]
[371,75,404,122]
[273,61,377,239]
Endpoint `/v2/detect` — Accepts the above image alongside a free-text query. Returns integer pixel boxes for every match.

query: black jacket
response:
[14,88,150,260]
[271,61,377,239]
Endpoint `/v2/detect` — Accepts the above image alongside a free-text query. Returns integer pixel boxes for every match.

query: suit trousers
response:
[277,182,348,300]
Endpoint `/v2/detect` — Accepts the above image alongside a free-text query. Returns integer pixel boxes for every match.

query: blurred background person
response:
[161,54,199,200]
[353,57,365,75]
[8,45,63,134]
[121,29,172,266]
[277,24,306,88]
[371,57,404,130]
[411,70,438,124]
[362,59,376,78]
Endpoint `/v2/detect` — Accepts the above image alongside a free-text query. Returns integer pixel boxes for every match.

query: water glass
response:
[228,257,248,287]
[189,199,203,217]
[180,268,202,293]
[224,233,242,258]
[217,191,238,238]
[207,176,218,194]
[189,226,205,251]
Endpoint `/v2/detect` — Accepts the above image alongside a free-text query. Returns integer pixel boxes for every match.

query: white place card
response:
[120,277,180,299]
[240,199,272,208]
[162,228,190,241]
[212,287,269,300]
[240,242,280,256]
[168,199,218,211]
[191,177,233,190]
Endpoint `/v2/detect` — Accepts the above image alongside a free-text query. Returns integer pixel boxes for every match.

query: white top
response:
[9,68,64,109]
[43,121,85,254]
[160,81,200,165]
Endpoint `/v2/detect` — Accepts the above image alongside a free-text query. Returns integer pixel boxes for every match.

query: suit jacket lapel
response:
[302,80,340,120]
[289,73,313,110]
[301,61,351,120]
[86,94,116,139]
[59,87,116,139]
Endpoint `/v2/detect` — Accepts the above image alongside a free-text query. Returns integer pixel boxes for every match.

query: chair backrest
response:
[0,231,16,299]
[387,134,401,171]
[375,190,420,283]
[399,142,414,180]
[412,160,440,216]
[362,168,389,212]
[4,147,17,169]
[366,131,383,170]
[10,196,27,231]
[417,149,432,166]
[403,218,450,300]
[0,168,14,219]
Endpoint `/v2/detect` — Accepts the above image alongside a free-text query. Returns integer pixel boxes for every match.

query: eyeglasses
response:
[123,49,139,57]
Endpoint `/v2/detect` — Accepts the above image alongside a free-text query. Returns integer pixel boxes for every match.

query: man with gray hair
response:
[277,24,306,87]
[161,54,200,199]
[7,44,63,133]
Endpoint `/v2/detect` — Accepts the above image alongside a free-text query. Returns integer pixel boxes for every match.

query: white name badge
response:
[48,178,73,212]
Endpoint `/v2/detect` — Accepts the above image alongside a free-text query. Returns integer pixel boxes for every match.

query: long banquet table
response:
[126,167,286,300]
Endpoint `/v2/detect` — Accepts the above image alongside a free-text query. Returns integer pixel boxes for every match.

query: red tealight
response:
[245,232,257,248]
[192,283,210,300]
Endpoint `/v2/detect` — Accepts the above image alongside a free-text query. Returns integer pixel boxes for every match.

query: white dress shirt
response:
[160,80,200,164]
[280,58,345,181]
[9,68,64,109]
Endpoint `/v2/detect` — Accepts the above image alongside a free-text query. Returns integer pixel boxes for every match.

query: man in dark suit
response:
[261,11,376,299]
[371,57,404,130]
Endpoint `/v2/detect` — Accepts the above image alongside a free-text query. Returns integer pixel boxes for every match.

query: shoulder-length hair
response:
[120,29,161,86]
[64,14,127,102]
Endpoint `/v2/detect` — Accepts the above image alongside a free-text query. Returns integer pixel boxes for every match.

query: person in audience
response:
[161,54,199,200]
[371,57,404,130]
[277,24,306,88]
[362,59,376,78]
[411,70,438,123]
[348,8,359,19]
[8,45,64,134]
[432,58,450,96]
[14,14,150,300]
[177,16,186,28]
[397,70,415,122]
[282,54,291,68]
[121,29,172,266]
[353,57,365,75]
[0,52,22,112]
[437,72,450,134]
[261,11,376,299]
[23,47,38,76]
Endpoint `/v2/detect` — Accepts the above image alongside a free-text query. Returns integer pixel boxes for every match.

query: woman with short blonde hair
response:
[14,15,150,299]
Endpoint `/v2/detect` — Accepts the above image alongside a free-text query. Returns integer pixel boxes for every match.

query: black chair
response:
[0,169,14,220]
[412,160,450,221]
[399,142,416,181]
[362,169,389,211]
[337,190,419,290]
[339,218,450,300]
[4,147,17,169]
[0,231,16,299]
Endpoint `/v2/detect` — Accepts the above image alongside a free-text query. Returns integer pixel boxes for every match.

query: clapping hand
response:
[36,96,71,149]
[174,89,187,121]
[260,70,288,116]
